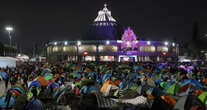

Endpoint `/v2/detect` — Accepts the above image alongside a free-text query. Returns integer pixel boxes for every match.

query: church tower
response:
[87,3,121,40]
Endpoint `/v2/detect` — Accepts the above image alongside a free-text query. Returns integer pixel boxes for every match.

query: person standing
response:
[4,72,10,90]
[23,74,28,89]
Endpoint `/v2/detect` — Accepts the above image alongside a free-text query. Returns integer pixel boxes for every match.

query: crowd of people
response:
[0,61,207,110]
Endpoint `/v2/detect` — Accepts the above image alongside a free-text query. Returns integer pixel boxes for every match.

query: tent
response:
[88,86,99,94]
[130,85,139,91]
[174,96,187,110]
[0,72,6,79]
[102,84,118,96]
[118,96,148,105]
[161,96,176,107]
[181,80,203,89]
[160,82,170,89]
[44,74,53,81]
[29,81,41,89]
[175,95,205,110]
[166,83,181,96]
[34,76,48,86]
[26,99,44,110]
[177,84,191,96]
[48,82,59,91]
[198,92,207,104]
[14,84,25,91]
[100,80,115,93]
[80,79,94,87]
[84,68,91,72]
[10,86,25,95]
[42,68,52,73]
[194,90,204,96]
[0,96,15,108]
[102,73,112,84]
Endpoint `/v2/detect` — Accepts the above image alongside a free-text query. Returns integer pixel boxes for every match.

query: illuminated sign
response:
[83,51,88,56]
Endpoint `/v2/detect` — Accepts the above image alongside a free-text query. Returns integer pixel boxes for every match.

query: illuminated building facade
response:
[46,4,179,62]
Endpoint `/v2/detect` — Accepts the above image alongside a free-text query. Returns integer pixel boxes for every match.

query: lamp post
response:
[77,41,81,62]
[5,26,14,46]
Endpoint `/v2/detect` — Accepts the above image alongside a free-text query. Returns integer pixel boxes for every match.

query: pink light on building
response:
[121,27,138,50]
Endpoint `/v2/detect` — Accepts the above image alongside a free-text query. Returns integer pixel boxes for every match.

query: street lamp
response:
[5,26,14,46]
[164,41,169,46]
[64,41,68,45]
[172,42,175,47]
[106,40,110,45]
[147,41,151,45]
[77,41,81,46]
[77,41,81,61]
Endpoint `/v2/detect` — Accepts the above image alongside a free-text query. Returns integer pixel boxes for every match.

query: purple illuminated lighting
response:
[121,27,138,50]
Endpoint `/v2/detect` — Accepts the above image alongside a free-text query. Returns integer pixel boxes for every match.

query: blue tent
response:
[88,86,99,93]
[134,65,144,71]
[0,96,15,108]
[181,80,203,88]
[89,72,98,82]
[181,80,191,86]
[26,99,44,110]
[29,81,41,89]
[79,86,88,94]
[10,86,25,95]
[102,73,112,84]
[0,72,6,79]
[48,82,59,89]
[191,80,203,88]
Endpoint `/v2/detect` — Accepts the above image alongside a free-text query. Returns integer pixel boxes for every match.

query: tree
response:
[0,41,4,56]
[187,21,206,59]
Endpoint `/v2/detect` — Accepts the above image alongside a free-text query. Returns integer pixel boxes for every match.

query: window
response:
[100,56,115,61]
[63,46,77,52]
[53,46,61,52]
[79,45,96,53]
[140,46,155,52]
[99,45,118,52]
[172,48,176,53]
[157,46,168,52]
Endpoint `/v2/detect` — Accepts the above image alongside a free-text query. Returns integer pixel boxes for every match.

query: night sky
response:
[0,0,207,49]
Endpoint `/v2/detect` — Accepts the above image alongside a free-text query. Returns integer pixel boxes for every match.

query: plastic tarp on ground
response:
[0,57,18,68]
